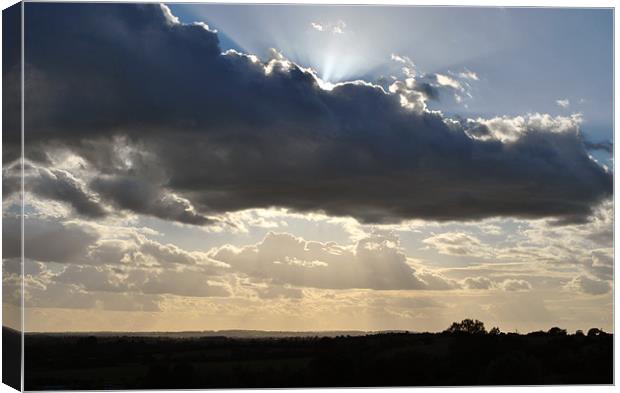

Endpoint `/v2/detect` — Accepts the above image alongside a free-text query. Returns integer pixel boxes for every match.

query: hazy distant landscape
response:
[10,320,613,389]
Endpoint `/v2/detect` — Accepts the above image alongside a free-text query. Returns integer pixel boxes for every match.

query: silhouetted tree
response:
[587,328,605,337]
[444,319,486,335]
[489,327,501,336]
[547,327,567,336]
[575,330,584,337]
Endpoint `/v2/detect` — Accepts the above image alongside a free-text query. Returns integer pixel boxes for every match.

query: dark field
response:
[9,327,613,390]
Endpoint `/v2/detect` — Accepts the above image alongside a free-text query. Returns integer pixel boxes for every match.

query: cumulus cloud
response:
[3,214,463,308]
[384,66,469,106]
[9,3,611,226]
[463,276,495,290]
[464,113,584,143]
[501,279,532,292]
[387,78,432,112]
[211,231,456,290]
[566,274,611,295]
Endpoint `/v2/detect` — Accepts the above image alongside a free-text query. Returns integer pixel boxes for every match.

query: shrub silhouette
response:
[489,326,501,336]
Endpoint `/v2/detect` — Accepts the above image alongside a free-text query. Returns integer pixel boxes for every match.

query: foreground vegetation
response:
[6,320,612,389]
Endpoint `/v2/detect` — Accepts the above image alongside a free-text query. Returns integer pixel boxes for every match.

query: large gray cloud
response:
[10,3,612,224]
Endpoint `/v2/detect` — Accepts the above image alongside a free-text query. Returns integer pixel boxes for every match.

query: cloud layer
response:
[2,3,609,226]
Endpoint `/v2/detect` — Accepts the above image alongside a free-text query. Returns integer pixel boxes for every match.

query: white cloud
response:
[310,20,346,34]
[388,79,428,112]
[466,113,582,143]
[159,4,179,25]
[391,53,412,65]
[556,98,570,108]
[435,73,462,90]
[310,22,324,32]
[458,70,479,80]
[212,232,456,291]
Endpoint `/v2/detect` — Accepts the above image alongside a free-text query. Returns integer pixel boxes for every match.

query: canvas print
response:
[2,1,614,390]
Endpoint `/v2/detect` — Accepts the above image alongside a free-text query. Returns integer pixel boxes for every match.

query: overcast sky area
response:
[3,3,613,333]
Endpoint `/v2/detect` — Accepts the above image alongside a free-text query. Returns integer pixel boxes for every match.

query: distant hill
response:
[25,329,410,338]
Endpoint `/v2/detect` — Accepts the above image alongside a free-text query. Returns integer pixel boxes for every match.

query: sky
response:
[170,5,613,150]
[2,3,614,333]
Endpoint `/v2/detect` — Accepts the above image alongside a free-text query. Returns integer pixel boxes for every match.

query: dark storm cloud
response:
[91,175,213,225]
[4,159,213,225]
[29,166,107,218]
[4,162,107,218]
[13,3,612,224]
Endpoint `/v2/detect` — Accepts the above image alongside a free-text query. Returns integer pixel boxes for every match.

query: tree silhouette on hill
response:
[587,328,608,337]
[547,327,567,336]
[444,319,487,335]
